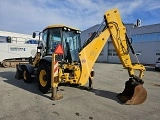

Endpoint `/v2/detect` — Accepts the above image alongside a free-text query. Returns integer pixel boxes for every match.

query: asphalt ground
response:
[0,63,160,120]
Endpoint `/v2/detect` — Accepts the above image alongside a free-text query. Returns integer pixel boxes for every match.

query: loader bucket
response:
[117,78,147,105]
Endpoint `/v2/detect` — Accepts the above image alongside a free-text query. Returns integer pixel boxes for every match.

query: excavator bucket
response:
[117,78,147,105]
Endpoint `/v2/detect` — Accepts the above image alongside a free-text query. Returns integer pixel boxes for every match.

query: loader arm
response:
[78,9,145,86]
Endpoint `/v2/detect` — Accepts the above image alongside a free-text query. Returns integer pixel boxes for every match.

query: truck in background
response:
[0,31,39,67]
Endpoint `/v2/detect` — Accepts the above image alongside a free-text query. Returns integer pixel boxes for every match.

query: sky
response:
[0,0,160,35]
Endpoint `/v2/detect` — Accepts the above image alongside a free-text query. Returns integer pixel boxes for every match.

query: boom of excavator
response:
[15,8,147,105]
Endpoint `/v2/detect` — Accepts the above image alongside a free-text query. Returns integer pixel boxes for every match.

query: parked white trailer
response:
[0,31,39,67]
[0,43,38,67]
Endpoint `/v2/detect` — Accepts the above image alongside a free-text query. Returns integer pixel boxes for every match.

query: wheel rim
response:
[23,70,27,80]
[39,70,47,87]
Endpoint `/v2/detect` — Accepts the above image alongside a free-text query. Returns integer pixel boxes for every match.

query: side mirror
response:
[6,36,11,43]
[32,32,36,38]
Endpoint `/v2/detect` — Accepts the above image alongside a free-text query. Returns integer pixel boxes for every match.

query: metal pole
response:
[51,53,63,100]
[51,53,56,99]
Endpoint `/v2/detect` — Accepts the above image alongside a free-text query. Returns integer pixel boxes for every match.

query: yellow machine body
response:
[16,8,147,105]
[53,9,147,104]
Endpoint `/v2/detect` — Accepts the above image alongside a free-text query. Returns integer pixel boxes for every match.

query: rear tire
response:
[37,62,51,94]
[23,67,32,83]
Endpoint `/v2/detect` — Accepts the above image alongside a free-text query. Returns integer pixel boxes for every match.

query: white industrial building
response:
[80,23,160,65]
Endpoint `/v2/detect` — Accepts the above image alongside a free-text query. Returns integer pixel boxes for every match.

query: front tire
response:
[37,63,51,94]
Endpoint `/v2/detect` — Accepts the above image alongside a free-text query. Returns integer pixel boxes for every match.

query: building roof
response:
[131,23,160,34]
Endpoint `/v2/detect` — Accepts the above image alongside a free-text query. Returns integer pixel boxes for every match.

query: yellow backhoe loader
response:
[15,8,147,105]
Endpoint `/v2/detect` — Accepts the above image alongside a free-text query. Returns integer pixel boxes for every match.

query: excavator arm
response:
[78,9,147,105]
[78,25,110,86]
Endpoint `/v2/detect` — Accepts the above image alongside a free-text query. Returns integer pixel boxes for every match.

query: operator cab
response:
[33,25,81,63]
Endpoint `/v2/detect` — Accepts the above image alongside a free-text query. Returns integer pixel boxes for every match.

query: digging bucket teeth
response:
[117,77,147,105]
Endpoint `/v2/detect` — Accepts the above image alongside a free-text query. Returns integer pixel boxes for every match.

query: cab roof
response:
[43,24,80,31]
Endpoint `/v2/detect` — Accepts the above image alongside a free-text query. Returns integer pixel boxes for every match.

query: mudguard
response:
[39,56,52,65]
